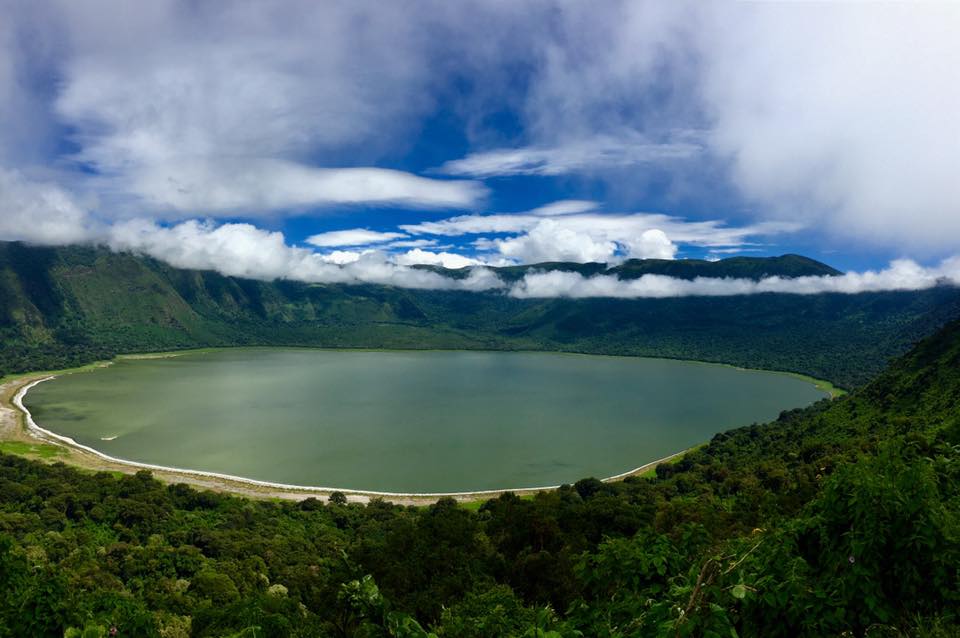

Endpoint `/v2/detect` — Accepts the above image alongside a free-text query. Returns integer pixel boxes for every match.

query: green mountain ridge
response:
[427,253,842,282]
[2,241,959,388]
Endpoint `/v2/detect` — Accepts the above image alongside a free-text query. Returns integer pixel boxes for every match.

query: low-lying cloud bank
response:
[105,219,504,293]
[510,258,960,299]
[5,210,959,300]
[104,219,960,299]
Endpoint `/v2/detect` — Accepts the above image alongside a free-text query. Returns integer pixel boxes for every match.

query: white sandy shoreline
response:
[12,375,692,499]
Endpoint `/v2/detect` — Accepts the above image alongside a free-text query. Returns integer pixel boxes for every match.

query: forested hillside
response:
[432,253,841,282]
[2,313,959,636]
[3,242,959,388]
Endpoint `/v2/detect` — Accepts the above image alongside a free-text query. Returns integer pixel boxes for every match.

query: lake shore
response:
[2,371,689,506]
[0,347,836,505]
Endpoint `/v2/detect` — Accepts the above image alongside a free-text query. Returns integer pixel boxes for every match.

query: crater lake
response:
[22,349,828,492]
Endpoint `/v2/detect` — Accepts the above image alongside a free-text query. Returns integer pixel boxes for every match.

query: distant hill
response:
[609,254,841,280]
[2,241,959,388]
[416,253,841,282]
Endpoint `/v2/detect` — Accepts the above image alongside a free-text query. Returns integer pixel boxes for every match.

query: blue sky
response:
[1,1,959,294]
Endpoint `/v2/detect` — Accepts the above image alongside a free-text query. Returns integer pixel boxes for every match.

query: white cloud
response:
[491,222,676,264]
[0,168,97,245]
[339,253,502,292]
[52,2,434,155]
[697,3,960,253]
[105,218,504,291]
[630,229,678,261]
[481,2,960,255]
[394,249,482,270]
[1,1,958,256]
[494,219,619,264]
[511,258,960,299]
[309,238,475,269]
[108,159,485,215]
[107,219,343,282]
[457,267,507,292]
[401,209,797,246]
[306,228,408,248]
[37,1,488,217]
[401,213,532,237]
[384,238,440,249]
[439,134,701,178]
[402,209,794,264]
[316,250,369,265]
[529,200,599,216]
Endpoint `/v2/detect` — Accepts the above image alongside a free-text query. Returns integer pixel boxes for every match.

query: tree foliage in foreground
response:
[1,320,960,636]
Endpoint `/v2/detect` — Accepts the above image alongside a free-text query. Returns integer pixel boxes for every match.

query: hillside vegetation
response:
[3,242,959,388]
[430,253,841,283]
[2,310,959,636]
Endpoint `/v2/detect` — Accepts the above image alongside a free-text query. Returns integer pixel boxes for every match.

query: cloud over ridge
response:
[105,219,504,292]
[510,259,960,299]
[99,217,960,301]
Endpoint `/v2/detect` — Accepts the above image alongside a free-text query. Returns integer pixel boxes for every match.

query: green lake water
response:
[23,349,827,492]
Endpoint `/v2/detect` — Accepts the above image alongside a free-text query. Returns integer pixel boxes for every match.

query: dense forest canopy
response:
[2,311,960,636]
[3,241,960,389]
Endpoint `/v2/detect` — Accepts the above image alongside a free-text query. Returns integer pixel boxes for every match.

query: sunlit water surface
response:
[24,349,826,492]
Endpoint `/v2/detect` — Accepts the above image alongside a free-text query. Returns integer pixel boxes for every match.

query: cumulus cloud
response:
[439,134,701,177]
[401,207,793,263]
[511,258,960,299]
[393,249,482,270]
[316,250,370,265]
[76,216,960,299]
[401,208,796,246]
[306,228,408,248]
[0,168,97,245]
[107,219,342,282]
[493,219,621,263]
[631,230,678,260]
[105,219,504,292]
